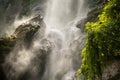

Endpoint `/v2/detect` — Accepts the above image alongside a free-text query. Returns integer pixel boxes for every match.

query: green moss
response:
[78,0,120,80]
[0,35,16,54]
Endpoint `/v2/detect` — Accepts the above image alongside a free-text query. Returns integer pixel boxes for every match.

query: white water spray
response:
[4,0,89,80]
[42,0,89,80]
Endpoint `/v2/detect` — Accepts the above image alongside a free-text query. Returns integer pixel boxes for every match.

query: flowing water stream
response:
[3,0,89,80]
[42,0,89,80]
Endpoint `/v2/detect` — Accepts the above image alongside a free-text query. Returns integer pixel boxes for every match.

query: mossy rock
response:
[0,37,16,54]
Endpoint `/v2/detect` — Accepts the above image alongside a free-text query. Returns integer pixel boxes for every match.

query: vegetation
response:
[78,0,120,80]
[0,36,15,54]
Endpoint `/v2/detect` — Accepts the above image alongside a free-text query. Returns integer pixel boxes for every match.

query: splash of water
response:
[42,0,89,80]
[4,0,89,80]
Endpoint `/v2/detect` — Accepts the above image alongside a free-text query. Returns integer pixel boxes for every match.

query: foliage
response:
[78,0,120,80]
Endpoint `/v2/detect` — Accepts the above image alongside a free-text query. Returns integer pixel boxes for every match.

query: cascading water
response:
[3,0,89,80]
[42,0,89,80]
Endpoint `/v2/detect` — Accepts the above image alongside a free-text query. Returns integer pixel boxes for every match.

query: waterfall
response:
[3,0,89,80]
[42,0,89,80]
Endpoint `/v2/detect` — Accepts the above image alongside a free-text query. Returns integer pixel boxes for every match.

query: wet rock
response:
[13,15,44,39]
[0,38,15,80]
[84,1,120,79]
[76,18,87,32]
[76,0,108,32]
[87,7,99,22]
[102,60,120,80]
[76,8,99,32]
[13,15,46,49]
[87,0,108,8]
[86,0,108,22]
[0,15,46,80]
[0,37,15,54]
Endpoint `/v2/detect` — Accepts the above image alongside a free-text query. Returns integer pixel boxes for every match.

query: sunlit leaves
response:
[79,0,120,80]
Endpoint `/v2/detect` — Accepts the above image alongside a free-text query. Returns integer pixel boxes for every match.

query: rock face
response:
[79,0,120,79]
[76,0,120,79]
[13,15,45,49]
[0,15,46,80]
[102,60,120,80]
[0,0,47,36]
[76,0,108,31]
[0,38,15,80]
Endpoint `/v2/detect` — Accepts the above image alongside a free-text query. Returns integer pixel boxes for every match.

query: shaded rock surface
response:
[76,0,108,31]
[0,0,47,36]
[0,38,14,80]
[102,60,120,80]
[87,0,120,79]
[0,15,47,80]
[77,0,120,79]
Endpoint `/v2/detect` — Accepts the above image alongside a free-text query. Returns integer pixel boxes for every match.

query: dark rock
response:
[86,0,108,23]
[85,1,120,79]
[102,60,120,80]
[76,18,87,32]
[87,7,99,22]
[0,15,46,80]
[13,15,44,39]
[76,8,99,32]
[87,0,108,8]
[76,0,108,32]
[13,15,46,49]
[0,37,15,80]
